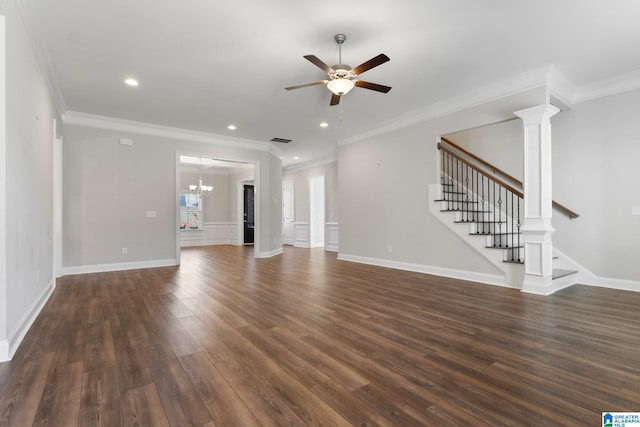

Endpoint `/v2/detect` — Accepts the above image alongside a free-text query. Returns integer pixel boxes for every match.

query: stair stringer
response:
[428,183,524,289]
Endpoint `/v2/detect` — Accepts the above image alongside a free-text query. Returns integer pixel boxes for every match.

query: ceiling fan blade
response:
[330,93,341,106]
[351,54,390,76]
[285,80,328,90]
[355,80,392,93]
[304,55,334,74]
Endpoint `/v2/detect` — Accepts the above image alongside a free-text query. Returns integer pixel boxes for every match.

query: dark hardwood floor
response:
[1,245,639,426]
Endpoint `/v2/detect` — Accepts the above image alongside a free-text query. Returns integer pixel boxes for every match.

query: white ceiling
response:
[18,0,640,167]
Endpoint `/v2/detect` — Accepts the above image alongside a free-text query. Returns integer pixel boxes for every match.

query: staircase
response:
[429,138,579,291]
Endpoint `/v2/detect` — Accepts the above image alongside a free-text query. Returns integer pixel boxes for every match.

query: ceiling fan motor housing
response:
[329,65,353,80]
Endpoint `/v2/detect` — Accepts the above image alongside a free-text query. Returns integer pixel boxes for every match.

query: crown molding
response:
[340,66,552,147]
[62,111,278,154]
[283,155,337,174]
[339,64,640,147]
[572,68,640,104]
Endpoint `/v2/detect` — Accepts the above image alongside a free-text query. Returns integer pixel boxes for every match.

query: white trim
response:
[256,247,283,258]
[337,253,506,288]
[339,65,640,147]
[0,14,7,356]
[340,66,553,147]
[587,276,640,293]
[63,258,178,276]
[325,222,339,252]
[180,222,239,247]
[293,222,310,248]
[573,68,640,104]
[62,111,283,156]
[553,247,640,293]
[283,156,337,174]
[0,278,55,362]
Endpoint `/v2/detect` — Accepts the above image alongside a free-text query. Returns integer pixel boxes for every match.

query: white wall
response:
[63,124,282,269]
[180,171,231,222]
[0,0,61,360]
[553,90,640,282]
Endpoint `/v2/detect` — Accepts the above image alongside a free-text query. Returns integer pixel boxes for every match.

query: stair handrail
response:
[439,137,579,219]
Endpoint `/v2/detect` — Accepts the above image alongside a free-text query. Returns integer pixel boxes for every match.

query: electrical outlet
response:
[122,247,128,255]
[387,245,392,254]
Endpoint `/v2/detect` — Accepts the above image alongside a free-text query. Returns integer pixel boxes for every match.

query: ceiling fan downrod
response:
[334,33,346,64]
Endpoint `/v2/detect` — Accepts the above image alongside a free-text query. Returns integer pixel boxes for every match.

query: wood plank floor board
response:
[214,358,307,427]
[1,245,639,425]
[178,315,237,363]
[179,351,261,427]
[236,326,331,388]
[310,378,410,427]
[79,365,122,427]
[265,327,370,392]
[0,352,55,427]
[146,341,213,426]
[122,383,170,427]
[111,326,155,393]
[32,360,84,427]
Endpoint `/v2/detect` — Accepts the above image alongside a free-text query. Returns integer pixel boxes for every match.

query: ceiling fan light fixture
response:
[327,78,355,95]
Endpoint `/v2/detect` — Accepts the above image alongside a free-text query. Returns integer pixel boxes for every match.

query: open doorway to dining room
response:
[176,154,256,262]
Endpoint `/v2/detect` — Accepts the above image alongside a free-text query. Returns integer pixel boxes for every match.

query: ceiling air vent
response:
[270,137,292,144]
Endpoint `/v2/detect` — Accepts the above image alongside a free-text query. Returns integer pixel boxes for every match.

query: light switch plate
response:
[632,206,640,216]
[146,210,157,218]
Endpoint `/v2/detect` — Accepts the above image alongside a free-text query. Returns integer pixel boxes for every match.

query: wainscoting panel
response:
[294,222,310,248]
[181,222,239,247]
[326,222,339,252]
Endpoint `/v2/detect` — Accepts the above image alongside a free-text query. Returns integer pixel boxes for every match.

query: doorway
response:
[243,184,255,245]
[309,175,325,248]
[282,181,294,245]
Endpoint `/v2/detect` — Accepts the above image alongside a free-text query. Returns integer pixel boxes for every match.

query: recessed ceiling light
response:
[124,78,139,86]
[227,125,237,130]
[320,122,329,128]
[294,156,300,160]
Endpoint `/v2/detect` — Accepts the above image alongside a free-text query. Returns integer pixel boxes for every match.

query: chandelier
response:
[189,177,213,197]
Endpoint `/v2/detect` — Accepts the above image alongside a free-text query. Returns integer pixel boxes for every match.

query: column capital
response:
[514,104,560,125]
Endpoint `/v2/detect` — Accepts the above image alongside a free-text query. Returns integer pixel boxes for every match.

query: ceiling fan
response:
[285,34,391,106]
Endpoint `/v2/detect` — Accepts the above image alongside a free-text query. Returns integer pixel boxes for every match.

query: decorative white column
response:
[514,104,559,295]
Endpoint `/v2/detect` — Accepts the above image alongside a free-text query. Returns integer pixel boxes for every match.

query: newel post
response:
[514,104,560,295]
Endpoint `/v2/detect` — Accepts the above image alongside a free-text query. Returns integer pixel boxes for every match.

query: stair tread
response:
[553,269,578,280]
[440,209,489,213]
[470,232,522,236]
[485,245,523,249]
[435,200,480,205]
[503,259,524,264]
[455,220,510,224]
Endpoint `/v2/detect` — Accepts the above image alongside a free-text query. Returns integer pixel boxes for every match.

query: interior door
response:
[243,184,255,244]
[282,181,294,245]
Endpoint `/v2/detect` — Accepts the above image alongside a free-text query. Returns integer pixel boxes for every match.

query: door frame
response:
[282,180,294,245]
[176,152,259,263]
[309,174,326,249]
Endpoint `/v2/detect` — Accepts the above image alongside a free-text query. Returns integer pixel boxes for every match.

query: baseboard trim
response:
[63,258,178,275]
[553,247,640,293]
[0,278,55,362]
[337,253,506,287]
[588,276,640,293]
[256,248,283,259]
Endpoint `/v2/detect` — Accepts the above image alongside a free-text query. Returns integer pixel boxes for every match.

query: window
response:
[180,193,201,229]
